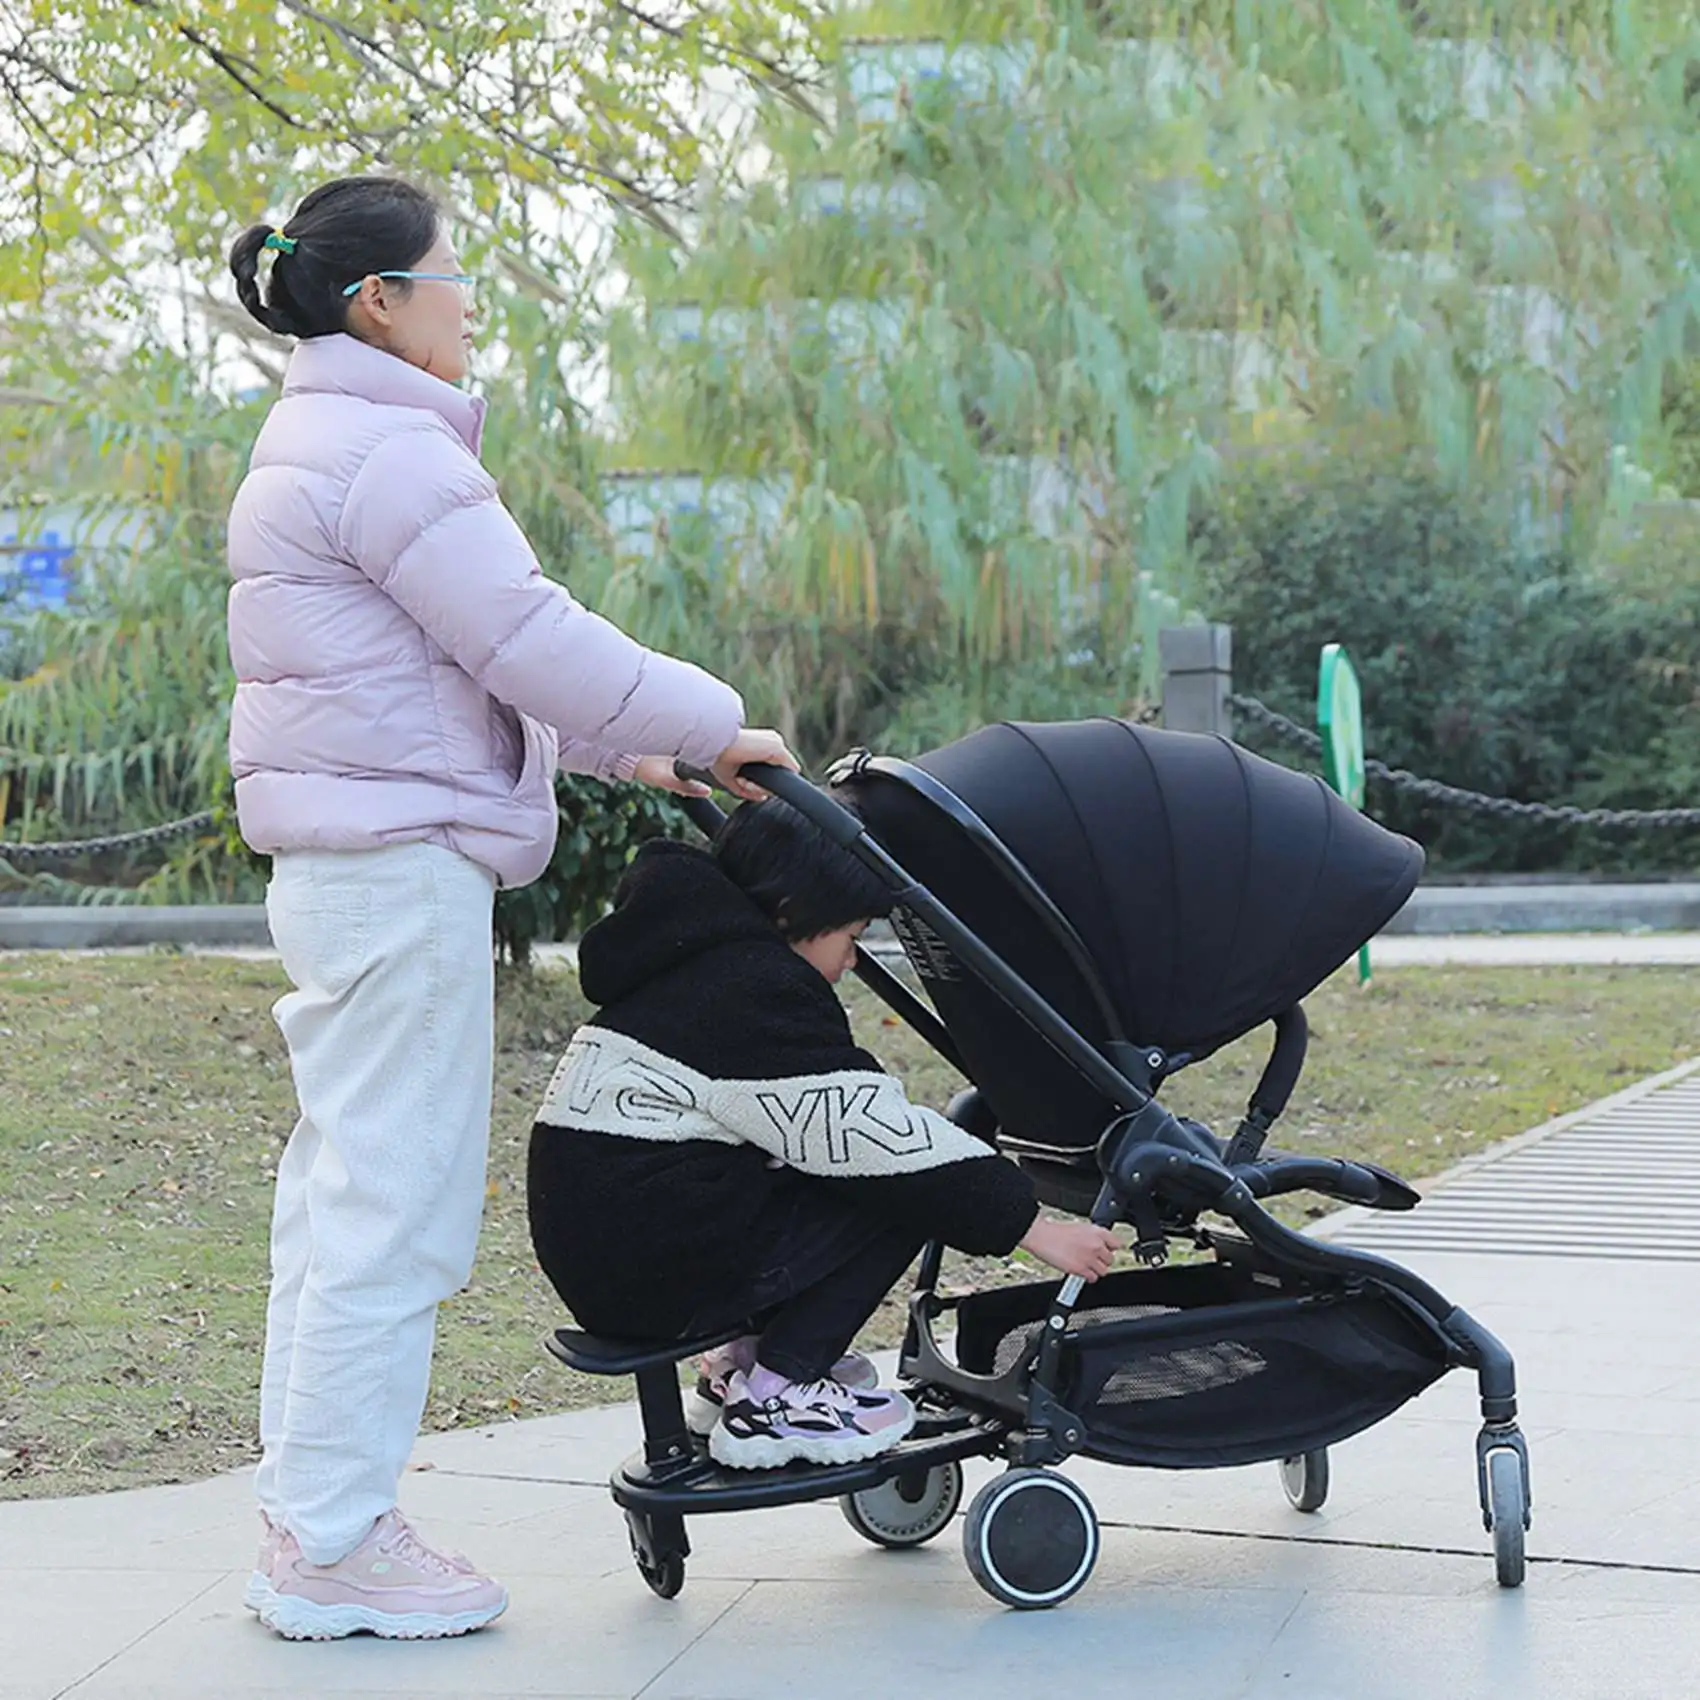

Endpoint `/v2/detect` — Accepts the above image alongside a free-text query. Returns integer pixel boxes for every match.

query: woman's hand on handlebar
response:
[1019,1217,1120,1281]
[711,728,799,801]
[631,755,713,797]
[631,730,798,800]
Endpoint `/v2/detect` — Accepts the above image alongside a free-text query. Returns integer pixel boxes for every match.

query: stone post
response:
[1159,624,1233,735]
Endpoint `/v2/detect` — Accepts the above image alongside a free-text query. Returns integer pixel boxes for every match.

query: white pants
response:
[257,842,497,1563]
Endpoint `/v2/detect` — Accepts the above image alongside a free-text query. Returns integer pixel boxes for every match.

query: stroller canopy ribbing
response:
[837,719,1423,1145]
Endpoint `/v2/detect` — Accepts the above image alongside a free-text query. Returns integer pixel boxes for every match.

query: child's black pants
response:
[682,1170,923,1382]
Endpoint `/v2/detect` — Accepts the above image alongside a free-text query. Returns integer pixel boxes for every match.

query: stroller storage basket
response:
[953,1264,1453,1469]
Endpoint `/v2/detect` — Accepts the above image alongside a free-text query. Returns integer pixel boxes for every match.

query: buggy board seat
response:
[548,1320,757,1377]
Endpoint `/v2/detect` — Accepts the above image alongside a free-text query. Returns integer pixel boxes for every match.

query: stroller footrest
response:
[548,1322,756,1378]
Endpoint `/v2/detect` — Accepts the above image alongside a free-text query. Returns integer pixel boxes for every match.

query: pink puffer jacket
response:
[227,334,743,887]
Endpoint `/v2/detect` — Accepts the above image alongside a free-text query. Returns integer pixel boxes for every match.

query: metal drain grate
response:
[1332,1068,1700,1262]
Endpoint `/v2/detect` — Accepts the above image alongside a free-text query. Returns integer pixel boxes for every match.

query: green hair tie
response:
[262,229,297,255]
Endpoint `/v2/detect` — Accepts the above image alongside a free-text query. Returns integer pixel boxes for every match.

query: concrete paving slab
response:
[1241,1584,1700,1700]
[0,1569,227,1699]
[0,1472,254,1571]
[639,1568,1307,1700]
[60,1574,754,1699]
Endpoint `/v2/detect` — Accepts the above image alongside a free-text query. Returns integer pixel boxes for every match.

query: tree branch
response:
[119,0,313,132]
[0,42,84,96]
[273,0,692,239]
[272,0,386,77]
[610,1,826,120]
[0,63,78,164]
[176,23,313,132]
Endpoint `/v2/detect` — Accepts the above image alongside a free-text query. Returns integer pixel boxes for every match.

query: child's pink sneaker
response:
[709,1369,914,1469]
[256,1509,508,1640]
[685,1338,880,1435]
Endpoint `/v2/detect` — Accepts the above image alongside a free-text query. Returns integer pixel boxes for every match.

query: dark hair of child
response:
[712,796,894,940]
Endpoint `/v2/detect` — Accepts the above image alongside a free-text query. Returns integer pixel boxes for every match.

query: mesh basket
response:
[953,1262,1452,1468]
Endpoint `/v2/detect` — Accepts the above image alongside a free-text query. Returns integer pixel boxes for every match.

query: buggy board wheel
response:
[638,1550,685,1599]
[1486,1448,1527,1589]
[963,1467,1099,1610]
[626,1512,687,1600]
[1279,1448,1330,1513]
[841,1461,964,1549]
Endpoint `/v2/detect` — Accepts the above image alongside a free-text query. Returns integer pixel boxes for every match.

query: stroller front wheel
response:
[963,1467,1100,1610]
[1278,1448,1330,1513]
[1486,1448,1528,1588]
[841,1461,964,1549]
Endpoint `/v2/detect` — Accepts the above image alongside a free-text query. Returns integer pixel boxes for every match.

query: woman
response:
[225,173,795,1641]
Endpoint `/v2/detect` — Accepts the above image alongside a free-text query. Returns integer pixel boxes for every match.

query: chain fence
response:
[1230,694,1700,833]
[0,811,217,868]
[4,695,1699,869]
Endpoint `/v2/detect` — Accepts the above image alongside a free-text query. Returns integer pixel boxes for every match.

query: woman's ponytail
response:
[229,223,305,337]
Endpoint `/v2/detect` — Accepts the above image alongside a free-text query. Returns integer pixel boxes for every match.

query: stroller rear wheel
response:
[963,1467,1100,1610]
[1278,1448,1330,1513]
[841,1461,964,1549]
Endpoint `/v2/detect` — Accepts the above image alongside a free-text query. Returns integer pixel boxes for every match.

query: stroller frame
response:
[547,758,1531,1608]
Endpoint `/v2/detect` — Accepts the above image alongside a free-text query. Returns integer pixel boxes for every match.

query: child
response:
[528,797,1119,1469]
[226,172,796,1640]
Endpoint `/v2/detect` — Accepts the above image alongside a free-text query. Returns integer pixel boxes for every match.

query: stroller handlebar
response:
[670,759,866,847]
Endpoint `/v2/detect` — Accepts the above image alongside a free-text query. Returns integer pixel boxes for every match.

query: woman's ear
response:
[344,276,394,334]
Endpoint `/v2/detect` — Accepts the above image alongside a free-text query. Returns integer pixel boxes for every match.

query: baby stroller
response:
[547,719,1531,1608]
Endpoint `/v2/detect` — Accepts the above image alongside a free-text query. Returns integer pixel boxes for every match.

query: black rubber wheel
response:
[627,1513,687,1600]
[638,1552,685,1599]
[1279,1448,1330,1513]
[962,1468,1100,1610]
[1487,1448,1527,1589]
[841,1461,964,1549]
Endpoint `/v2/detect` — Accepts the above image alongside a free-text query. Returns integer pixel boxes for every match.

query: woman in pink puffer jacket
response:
[225,174,795,1643]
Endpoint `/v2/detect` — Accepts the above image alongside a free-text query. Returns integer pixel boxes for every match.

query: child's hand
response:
[1019,1218,1120,1281]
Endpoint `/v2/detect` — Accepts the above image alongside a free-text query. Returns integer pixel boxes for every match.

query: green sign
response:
[1317,643,1372,984]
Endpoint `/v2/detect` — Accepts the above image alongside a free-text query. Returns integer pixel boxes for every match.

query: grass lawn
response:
[1,950,1694,1500]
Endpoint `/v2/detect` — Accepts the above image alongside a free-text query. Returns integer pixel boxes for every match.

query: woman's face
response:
[345,226,476,385]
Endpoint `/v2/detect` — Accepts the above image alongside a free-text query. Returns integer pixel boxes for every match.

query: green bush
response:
[492,772,692,965]
[1190,442,1700,872]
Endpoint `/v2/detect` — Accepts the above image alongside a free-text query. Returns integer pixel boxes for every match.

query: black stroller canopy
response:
[911,720,1422,1057]
[844,719,1422,1081]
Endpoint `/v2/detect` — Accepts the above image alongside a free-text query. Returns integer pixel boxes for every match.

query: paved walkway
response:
[7,1070,1700,1699]
[1365,932,1700,966]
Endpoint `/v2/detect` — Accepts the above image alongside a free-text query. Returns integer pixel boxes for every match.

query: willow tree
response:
[595,0,1700,758]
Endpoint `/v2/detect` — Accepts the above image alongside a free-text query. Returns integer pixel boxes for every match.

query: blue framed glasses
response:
[341,271,477,301]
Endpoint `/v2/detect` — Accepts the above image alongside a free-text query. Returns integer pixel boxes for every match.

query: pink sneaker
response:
[685,1338,880,1436]
[709,1369,914,1469]
[243,1512,283,1613]
[257,1510,508,1640]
